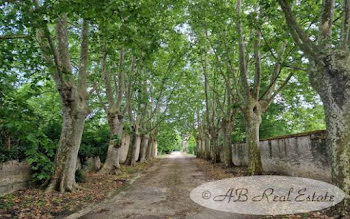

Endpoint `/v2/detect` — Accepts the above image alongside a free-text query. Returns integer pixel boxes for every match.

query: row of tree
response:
[1,0,349,213]
[1,0,192,192]
[187,0,350,212]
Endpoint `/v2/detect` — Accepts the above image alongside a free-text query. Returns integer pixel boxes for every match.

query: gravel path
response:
[77,152,255,219]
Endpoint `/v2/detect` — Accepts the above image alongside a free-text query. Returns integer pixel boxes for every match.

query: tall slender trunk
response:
[139,134,149,162]
[195,136,202,158]
[99,113,123,174]
[243,103,263,175]
[204,133,211,160]
[46,98,89,192]
[222,118,234,168]
[210,131,220,163]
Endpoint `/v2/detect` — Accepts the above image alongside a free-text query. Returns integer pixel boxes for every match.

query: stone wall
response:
[0,160,31,196]
[230,130,331,182]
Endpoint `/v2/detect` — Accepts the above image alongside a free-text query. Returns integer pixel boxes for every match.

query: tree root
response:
[98,164,121,175]
[73,183,91,191]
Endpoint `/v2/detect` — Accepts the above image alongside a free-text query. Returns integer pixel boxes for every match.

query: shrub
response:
[25,133,56,185]
[75,169,86,183]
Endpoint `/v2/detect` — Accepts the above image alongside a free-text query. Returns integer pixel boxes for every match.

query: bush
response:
[187,135,196,155]
[75,169,86,183]
[25,133,56,185]
[0,147,26,163]
[157,127,182,154]
[79,123,109,162]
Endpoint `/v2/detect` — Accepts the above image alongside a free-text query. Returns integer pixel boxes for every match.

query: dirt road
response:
[75,152,255,219]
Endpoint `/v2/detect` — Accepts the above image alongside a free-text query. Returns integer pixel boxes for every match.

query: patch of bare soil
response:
[0,160,157,219]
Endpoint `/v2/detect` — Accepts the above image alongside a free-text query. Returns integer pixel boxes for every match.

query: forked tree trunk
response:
[243,102,263,175]
[46,97,89,192]
[99,113,123,174]
[139,134,149,162]
[43,17,90,193]
[222,118,234,168]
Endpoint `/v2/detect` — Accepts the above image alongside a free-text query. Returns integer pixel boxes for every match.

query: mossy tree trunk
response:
[222,117,234,168]
[36,16,91,192]
[243,100,264,175]
[279,0,350,212]
[99,112,123,174]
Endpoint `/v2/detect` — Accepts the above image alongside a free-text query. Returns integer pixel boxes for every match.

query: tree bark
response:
[222,117,234,168]
[99,112,123,174]
[210,131,220,163]
[204,133,211,160]
[243,100,263,175]
[46,97,90,192]
[310,53,350,211]
[139,134,149,162]
[146,136,153,160]
[125,124,141,166]
[278,0,350,211]
[42,17,90,193]
[195,136,202,158]
[151,140,158,158]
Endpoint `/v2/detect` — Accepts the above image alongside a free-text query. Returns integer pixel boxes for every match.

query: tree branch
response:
[101,53,114,106]
[77,20,89,98]
[278,0,320,60]
[259,42,286,101]
[0,34,28,40]
[116,48,125,109]
[341,0,350,47]
[55,15,72,78]
[236,0,250,97]
[267,72,294,105]
[253,29,262,99]
[319,0,335,48]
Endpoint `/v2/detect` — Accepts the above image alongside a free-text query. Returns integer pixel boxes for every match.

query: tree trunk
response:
[36,16,91,193]
[6,135,10,150]
[126,125,141,166]
[125,132,136,165]
[310,53,350,211]
[146,137,153,160]
[195,136,202,158]
[46,102,89,192]
[99,112,123,174]
[222,118,234,168]
[152,140,158,158]
[204,134,211,160]
[244,102,263,175]
[139,134,149,162]
[210,133,220,163]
